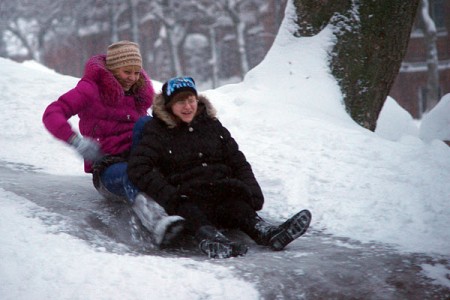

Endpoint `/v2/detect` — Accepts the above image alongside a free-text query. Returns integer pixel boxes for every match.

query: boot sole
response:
[269,210,311,251]
[199,240,248,259]
[199,240,233,258]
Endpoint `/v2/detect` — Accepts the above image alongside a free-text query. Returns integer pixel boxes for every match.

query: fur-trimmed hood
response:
[83,54,154,109]
[152,93,217,128]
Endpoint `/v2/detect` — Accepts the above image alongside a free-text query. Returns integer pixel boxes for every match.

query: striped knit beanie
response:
[106,41,142,70]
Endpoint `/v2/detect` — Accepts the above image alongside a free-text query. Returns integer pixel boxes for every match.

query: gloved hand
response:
[69,135,103,162]
[165,193,189,215]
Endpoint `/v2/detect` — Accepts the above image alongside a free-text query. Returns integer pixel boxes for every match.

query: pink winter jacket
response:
[42,55,154,173]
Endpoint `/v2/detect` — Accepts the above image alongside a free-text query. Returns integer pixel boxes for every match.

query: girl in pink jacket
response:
[42,41,184,247]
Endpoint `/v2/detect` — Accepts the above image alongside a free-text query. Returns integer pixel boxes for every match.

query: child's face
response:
[171,93,198,124]
[114,65,141,91]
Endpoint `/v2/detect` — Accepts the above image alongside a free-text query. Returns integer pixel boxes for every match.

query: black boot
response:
[195,225,248,259]
[243,216,278,246]
[243,210,311,251]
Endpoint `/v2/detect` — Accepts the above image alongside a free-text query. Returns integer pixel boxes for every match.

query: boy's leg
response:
[173,201,247,258]
[99,162,184,246]
[132,193,184,246]
[131,115,152,150]
[99,162,137,203]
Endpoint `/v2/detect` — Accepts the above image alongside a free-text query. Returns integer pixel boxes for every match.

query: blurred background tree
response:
[1,0,286,88]
[1,0,448,124]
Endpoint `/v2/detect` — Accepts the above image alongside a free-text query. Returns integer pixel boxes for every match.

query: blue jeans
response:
[100,116,151,204]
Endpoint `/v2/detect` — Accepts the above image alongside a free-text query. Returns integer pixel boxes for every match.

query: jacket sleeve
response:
[127,124,179,213]
[42,80,93,143]
[220,124,264,210]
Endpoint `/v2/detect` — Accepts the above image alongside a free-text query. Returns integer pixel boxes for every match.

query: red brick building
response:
[390,0,450,119]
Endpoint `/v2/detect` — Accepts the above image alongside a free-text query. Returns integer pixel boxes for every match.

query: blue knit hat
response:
[162,76,197,105]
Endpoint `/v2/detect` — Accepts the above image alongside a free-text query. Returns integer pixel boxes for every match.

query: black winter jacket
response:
[127,93,264,214]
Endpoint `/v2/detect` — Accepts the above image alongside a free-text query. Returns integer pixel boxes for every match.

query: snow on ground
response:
[419,93,450,142]
[1,2,450,299]
[0,190,258,300]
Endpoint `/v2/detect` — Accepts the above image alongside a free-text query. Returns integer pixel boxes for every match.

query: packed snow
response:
[1,3,450,299]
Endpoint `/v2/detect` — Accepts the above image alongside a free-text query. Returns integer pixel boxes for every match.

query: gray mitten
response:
[70,135,103,162]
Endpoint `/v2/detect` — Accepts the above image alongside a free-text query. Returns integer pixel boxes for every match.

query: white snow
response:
[376,97,419,141]
[421,263,450,289]
[0,191,259,300]
[1,2,450,299]
[419,93,450,141]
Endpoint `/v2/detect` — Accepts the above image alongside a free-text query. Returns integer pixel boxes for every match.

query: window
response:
[419,85,442,116]
[411,0,447,35]
[430,0,446,30]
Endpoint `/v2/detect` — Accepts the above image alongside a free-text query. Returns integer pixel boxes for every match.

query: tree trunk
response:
[0,31,7,57]
[209,27,219,88]
[220,1,250,79]
[129,0,140,45]
[166,25,183,76]
[419,0,440,114]
[292,0,420,131]
[235,21,249,78]
[108,3,119,43]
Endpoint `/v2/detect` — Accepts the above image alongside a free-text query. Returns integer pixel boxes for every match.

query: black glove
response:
[70,135,103,162]
[166,193,189,214]
[178,182,208,200]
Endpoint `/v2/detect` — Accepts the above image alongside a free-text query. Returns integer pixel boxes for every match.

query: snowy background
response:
[1,3,450,299]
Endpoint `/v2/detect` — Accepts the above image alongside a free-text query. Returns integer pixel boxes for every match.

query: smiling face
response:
[170,92,198,124]
[113,65,141,91]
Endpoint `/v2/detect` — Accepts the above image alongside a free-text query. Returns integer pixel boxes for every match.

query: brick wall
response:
[390,0,450,119]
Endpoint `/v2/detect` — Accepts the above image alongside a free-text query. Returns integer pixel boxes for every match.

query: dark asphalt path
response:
[1,162,448,299]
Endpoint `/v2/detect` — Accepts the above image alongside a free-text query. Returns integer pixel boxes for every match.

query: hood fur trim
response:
[83,55,154,109]
[153,93,217,128]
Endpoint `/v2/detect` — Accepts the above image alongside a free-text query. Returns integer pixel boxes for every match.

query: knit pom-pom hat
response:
[106,40,142,70]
